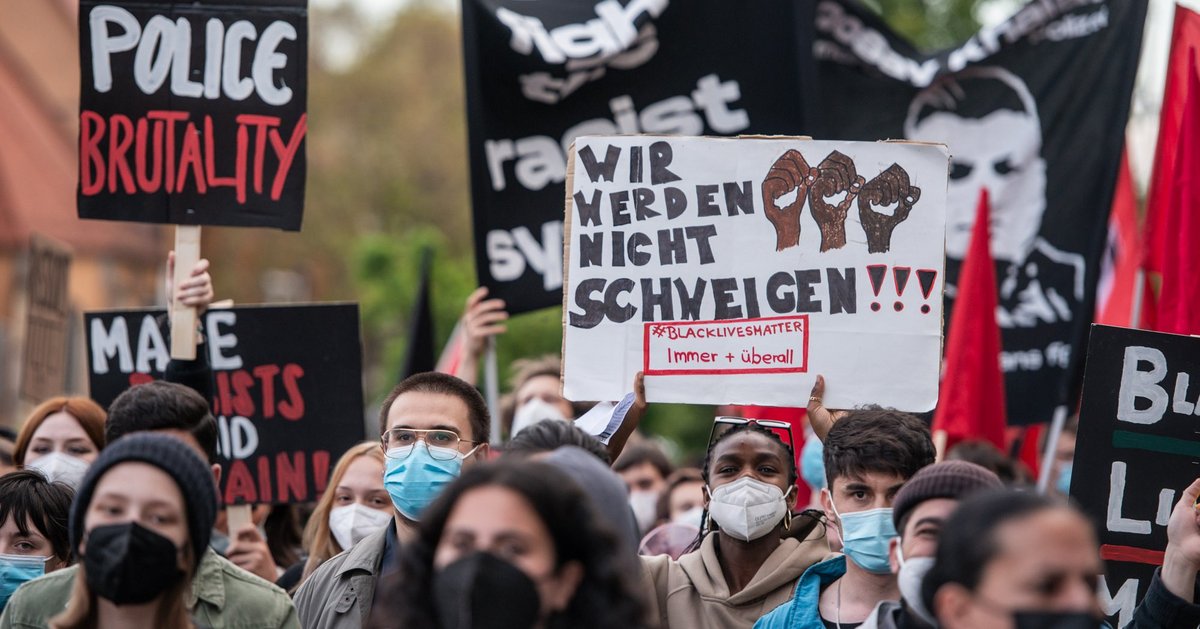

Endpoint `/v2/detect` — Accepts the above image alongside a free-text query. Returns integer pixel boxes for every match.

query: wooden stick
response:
[933,429,948,462]
[171,225,202,360]
[484,337,500,446]
[226,503,253,537]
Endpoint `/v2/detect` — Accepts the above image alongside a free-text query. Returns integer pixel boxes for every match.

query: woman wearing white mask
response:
[638,417,830,629]
[292,442,392,588]
[14,398,106,489]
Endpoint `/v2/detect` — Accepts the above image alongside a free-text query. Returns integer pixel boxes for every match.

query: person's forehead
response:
[444,486,546,540]
[340,456,383,488]
[516,375,561,400]
[93,462,184,505]
[831,469,907,490]
[990,509,1100,572]
[387,391,472,433]
[713,431,784,458]
[903,497,957,534]
[31,413,88,439]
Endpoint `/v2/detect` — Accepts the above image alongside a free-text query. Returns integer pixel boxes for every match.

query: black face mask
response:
[433,552,542,629]
[1012,611,1105,629]
[83,522,184,605]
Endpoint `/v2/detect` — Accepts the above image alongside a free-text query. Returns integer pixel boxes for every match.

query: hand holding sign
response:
[166,252,215,312]
[808,151,864,252]
[806,374,848,442]
[1163,477,1200,602]
[227,522,280,583]
[858,164,921,254]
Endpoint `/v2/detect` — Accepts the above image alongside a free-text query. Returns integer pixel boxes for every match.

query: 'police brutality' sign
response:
[1071,325,1200,628]
[562,135,948,409]
[86,304,363,505]
[78,0,307,230]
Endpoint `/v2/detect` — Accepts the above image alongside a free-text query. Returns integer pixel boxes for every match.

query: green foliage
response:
[867,0,984,51]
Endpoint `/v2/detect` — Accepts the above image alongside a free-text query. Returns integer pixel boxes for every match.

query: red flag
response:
[933,189,1007,452]
[1095,151,1140,327]
[1143,7,1200,333]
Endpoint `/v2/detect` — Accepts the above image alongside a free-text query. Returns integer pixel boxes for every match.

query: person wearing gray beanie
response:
[859,460,1003,629]
[23,434,215,629]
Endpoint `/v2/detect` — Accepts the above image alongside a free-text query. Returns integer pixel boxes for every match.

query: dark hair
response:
[379,372,489,444]
[921,490,1062,613]
[823,409,934,488]
[946,440,1031,486]
[387,461,646,629]
[505,421,611,465]
[0,470,74,563]
[105,381,218,464]
[613,443,672,479]
[656,468,703,523]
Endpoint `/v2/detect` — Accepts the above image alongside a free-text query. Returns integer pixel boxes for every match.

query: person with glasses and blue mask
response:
[756,408,935,629]
[295,372,490,629]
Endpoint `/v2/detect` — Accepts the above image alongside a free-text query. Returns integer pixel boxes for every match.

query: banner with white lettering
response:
[811,0,1146,424]
[78,0,307,230]
[85,304,363,504]
[462,0,817,314]
[563,135,947,409]
[1070,325,1200,627]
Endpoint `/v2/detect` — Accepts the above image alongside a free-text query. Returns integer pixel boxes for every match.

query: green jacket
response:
[0,548,299,629]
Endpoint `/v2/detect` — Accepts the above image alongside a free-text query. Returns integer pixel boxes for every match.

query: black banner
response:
[812,0,1146,424]
[78,0,307,230]
[1070,325,1200,626]
[86,304,363,504]
[462,0,817,314]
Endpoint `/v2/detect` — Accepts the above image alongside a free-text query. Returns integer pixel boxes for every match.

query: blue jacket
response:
[754,555,847,629]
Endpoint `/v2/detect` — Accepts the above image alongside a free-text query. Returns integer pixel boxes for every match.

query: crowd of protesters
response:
[0,263,1198,629]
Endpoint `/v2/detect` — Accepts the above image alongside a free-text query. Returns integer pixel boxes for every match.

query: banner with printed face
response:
[85,304,363,505]
[78,0,307,230]
[462,0,817,314]
[562,135,948,409]
[811,0,1146,424]
[1070,325,1200,627]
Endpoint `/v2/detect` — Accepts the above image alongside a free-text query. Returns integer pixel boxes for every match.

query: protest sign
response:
[86,304,363,505]
[562,135,947,409]
[462,0,817,314]
[20,236,72,403]
[78,0,307,230]
[813,0,1147,424]
[1070,325,1200,626]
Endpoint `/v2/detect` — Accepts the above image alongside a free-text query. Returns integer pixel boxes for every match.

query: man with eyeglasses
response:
[295,372,490,629]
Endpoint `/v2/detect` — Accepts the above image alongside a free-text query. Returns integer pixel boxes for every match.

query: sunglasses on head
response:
[708,416,796,455]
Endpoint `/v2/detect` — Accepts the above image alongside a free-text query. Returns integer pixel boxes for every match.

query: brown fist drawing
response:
[761,150,816,251]
[858,163,921,254]
[808,151,865,252]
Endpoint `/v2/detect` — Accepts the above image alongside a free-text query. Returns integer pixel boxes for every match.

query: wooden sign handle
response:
[226,503,253,537]
[170,225,202,360]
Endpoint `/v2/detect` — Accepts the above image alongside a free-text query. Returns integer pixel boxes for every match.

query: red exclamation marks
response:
[916,269,938,314]
[892,267,911,311]
[867,264,887,312]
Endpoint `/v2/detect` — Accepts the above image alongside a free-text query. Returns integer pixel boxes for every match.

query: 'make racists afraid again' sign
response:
[78,0,307,230]
[562,135,948,410]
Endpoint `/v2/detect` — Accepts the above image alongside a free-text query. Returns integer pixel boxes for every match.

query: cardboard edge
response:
[561,142,577,399]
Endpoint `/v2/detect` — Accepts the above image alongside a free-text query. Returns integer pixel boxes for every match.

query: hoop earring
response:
[783,508,793,532]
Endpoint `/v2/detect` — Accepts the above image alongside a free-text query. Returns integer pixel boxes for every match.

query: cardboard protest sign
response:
[20,236,72,403]
[86,304,363,504]
[78,0,307,230]
[462,0,818,314]
[562,135,947,409]
[1070,325,1200,627]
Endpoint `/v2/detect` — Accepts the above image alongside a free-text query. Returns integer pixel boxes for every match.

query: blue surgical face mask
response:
[384,442,478,521]
[1056,463,1073,496]
[0,554,47,611]
[800,438,826,490]
[830,497,896,574]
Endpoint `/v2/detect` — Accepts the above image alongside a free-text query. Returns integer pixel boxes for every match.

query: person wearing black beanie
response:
[36,434,214,629]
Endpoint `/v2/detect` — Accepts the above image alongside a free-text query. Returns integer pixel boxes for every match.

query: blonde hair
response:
[299,442,387,585]
[50,543,195,629]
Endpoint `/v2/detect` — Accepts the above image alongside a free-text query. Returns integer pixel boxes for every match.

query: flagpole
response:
[1130,268,1145,329]
[484,337,501,447]
[1036,405,1068,494]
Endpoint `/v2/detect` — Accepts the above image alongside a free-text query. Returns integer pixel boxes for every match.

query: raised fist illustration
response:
[858,164,921,254]
[761,150,816,251]
[808,151,865,252]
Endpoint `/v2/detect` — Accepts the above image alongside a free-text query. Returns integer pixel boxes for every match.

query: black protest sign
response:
[78,0,307,230]
[462,0,817,314]
[20,236,72,403]
[86,304,363,505]
[1070,325,1200,627]
[812,0,1146,424]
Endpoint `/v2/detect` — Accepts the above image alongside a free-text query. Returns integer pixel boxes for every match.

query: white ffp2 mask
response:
[706,476,790,542]
[26,452,90,489]
[329,504,392,551]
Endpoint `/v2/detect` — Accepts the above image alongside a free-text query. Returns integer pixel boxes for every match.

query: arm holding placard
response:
[806,375,848,443]
[163,252,215,400]
[1127,478,1200,628]
[454,287,509,386]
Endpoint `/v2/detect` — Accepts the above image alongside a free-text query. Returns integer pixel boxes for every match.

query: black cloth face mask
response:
[83,522,184,605]
[433,551,543,629]
[1012,611,1106,629]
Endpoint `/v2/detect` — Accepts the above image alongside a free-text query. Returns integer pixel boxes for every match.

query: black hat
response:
[70,433,217,569]
[892,460,1002,529]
